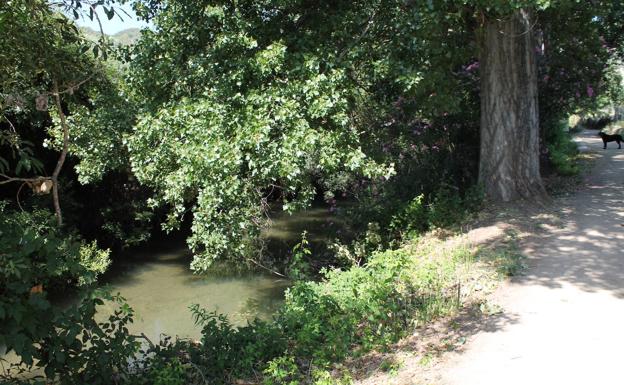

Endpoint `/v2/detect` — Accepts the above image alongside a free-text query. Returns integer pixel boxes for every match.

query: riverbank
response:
[342,129,614,385]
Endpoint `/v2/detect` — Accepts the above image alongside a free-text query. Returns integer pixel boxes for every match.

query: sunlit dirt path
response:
[440,130,624,385]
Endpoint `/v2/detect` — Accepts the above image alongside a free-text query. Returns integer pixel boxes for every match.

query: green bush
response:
[150,358,186,385]
[389,194,428,238]
[186,307,287,382]
[137,238,471,385]
[263,356,303,385]
[0,203,142,385]
[428,184,483,229]
[428,186,464,228]
[1,291,139,385]
[545,120,579,176]
[335,184,483,268]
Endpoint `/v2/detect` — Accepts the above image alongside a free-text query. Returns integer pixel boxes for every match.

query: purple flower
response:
[587,85,594,98]
[465,61,479,72]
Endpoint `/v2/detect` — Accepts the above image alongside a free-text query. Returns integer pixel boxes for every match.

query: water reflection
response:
[99,202,348,342]
[98,246,290,342]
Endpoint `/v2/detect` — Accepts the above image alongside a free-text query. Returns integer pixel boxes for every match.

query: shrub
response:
[428,184,483,229]
[263,356,303,385]
[428,186,464,228]
[389,194,428,238]
[0,203,141,385]
[544,120,579,176]
[164,237,472,384]
[186,307,288,383]
[1,291,139,385]
[150,358,186,385]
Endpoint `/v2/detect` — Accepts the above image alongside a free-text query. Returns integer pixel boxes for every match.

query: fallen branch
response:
[246,258,288,278]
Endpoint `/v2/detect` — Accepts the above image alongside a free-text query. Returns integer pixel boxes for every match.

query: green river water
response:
[95,204,347,342]
[1,204,347,368]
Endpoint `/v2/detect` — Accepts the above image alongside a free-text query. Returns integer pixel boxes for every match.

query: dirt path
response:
[439,130,624,385]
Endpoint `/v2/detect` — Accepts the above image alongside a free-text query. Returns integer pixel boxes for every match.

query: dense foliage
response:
[125,1,408,269]
[2,0,624,383]
[116,0,624,269]
[2,235,474,385]
[0,204,134,383]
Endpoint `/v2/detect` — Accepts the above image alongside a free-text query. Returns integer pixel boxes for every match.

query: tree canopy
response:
[2,0,623,270]
[114,0,623,268]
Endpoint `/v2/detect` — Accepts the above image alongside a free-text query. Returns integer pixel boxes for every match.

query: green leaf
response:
[104,6,114,20]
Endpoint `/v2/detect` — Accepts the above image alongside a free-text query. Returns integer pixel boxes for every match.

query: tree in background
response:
[476,2,624,200]
[0,0,120,225]
[122,0,624,269]
[0,3,145,381]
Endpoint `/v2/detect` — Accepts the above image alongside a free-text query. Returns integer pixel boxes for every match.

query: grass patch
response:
[379,357,403,375]
[477,229,526,278]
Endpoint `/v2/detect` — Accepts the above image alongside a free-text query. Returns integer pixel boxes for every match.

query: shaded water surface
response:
[98,246,290,341]
[99,203,346,342]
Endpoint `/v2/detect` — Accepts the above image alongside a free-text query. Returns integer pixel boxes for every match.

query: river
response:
[95,204,347,342]
[1,203,351,373]
[97,246,290,342]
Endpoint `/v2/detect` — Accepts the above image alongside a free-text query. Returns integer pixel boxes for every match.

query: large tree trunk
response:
[478,9,546,201]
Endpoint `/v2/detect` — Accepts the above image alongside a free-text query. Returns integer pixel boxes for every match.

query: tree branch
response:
[337,7,379,62]
[0,174,50,185]
[52,81,70,227]
[48,72,97,97]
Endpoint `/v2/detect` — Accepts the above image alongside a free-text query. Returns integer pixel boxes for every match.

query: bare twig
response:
[136,333,156,349]
[1,114,17,132]
[188,361,209,385]
[246,258,288,278]
[86,1,105,38]
[16,182,27,212]
[50,72,97,96]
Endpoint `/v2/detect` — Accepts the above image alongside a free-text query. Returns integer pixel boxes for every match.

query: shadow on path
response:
[519,131,624,297]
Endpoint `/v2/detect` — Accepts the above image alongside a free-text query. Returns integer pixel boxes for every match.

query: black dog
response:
[598,131,623,149]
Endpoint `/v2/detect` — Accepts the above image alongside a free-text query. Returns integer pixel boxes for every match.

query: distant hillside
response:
[112,28,141,45]
[79,26,101,41]
[79,26,141,45]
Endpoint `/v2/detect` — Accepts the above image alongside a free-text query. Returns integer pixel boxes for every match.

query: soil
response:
[347,130,624,385]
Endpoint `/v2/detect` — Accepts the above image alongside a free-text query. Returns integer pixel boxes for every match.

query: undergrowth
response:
[477,229,527,278]
[3,219,524,385]
[545,120,580,176]
[183,237,476,385]
[161,232,519,385]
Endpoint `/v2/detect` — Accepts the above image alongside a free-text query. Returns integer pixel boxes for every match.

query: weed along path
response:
[439,130,624,385]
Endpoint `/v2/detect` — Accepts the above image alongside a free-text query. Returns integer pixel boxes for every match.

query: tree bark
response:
[478,9,546,202]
